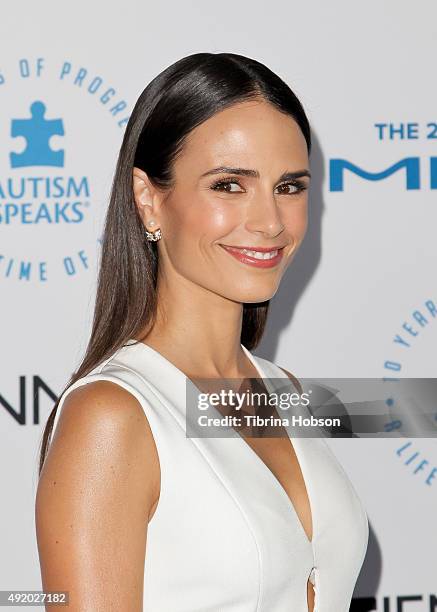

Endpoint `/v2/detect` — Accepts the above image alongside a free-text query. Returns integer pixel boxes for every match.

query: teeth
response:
[240,248,278,260]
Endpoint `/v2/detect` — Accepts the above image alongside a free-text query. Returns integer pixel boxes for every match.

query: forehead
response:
[179,99,309,172]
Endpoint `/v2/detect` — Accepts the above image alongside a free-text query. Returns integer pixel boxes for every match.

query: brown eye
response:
[276,180,308,195]
[210,179,244,193]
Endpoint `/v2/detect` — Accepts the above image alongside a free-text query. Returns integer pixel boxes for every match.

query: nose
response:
[244,193,285,238]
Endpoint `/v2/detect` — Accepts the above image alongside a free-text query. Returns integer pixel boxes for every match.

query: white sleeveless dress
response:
[50,339,369,612]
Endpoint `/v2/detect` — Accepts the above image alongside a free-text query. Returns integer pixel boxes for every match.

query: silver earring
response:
[145,220,162,242]
[145,227,162,241]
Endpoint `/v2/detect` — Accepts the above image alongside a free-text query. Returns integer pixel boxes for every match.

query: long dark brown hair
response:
[38,52,311,475]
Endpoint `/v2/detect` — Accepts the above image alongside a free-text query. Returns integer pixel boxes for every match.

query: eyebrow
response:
[200,166,311,181]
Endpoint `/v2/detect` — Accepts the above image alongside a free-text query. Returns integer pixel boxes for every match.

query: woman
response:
[36,52,369,611]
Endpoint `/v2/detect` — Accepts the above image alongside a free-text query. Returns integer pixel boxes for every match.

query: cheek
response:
[164,196,241,247]
[283,201,308,241]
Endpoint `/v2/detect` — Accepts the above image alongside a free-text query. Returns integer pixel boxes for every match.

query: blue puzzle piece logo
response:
[10,101,65,168]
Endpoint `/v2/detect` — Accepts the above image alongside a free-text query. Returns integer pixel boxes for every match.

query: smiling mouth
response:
[218,244,289,270]
[219,244,287,260]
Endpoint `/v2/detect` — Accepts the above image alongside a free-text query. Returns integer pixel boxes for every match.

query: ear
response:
[132,167,160,229]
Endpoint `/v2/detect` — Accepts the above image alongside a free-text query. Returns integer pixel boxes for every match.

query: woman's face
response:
[136,98,310,304]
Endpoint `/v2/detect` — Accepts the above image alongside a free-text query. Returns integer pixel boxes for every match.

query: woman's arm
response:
[35,381,160,612]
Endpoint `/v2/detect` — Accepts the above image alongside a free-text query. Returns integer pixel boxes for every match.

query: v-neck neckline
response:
[125,338,315,548]
[239,344,315,548]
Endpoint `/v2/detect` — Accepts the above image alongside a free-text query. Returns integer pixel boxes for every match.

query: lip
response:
[219,244,286,269]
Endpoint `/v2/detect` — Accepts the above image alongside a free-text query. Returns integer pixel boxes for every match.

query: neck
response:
[138,271,255,379]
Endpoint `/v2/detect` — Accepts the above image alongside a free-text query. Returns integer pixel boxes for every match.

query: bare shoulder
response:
[278,366,303,394]
[41,380,160,505]
[35,380,160,611]
[47,379,153,447]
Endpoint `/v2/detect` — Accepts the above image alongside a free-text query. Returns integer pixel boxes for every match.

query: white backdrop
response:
[1,0,436,609]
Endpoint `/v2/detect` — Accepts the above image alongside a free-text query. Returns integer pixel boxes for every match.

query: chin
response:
[227,287,278,304]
